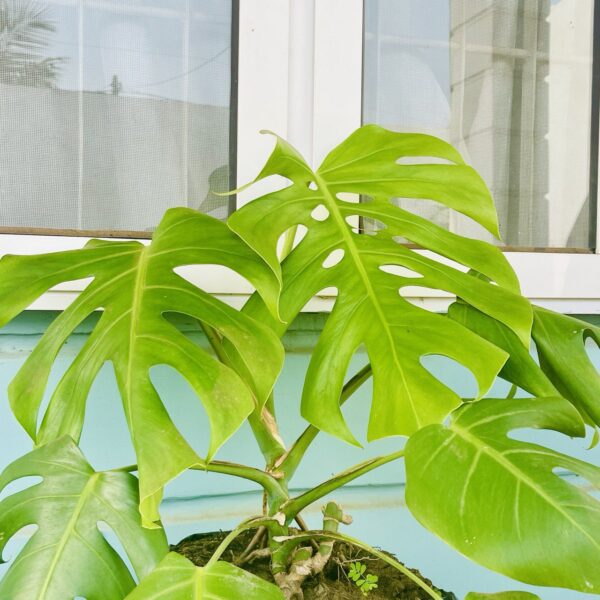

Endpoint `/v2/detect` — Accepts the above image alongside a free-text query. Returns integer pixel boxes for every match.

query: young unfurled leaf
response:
[125,552,284,599]
[532,307,600,426]
[405,396,600,593]
[0,437,168,600]
[0,208,283,524]
[231,125,531,443]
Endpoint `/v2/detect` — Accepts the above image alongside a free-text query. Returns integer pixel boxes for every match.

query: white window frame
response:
[2,0,600,314]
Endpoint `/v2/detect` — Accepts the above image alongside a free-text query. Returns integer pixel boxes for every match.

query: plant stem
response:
[235,526,267,565]
[273,530,442,600]
[200,461,288,504]
[295,514,320,551]
[279,225,299,261]
[111,464,137,472]
[206,516,281,568]
[110,460,287,506]
[199,320,287,466]
[281,448,405,520]
[200,322,228,363]
[278,364,373,480]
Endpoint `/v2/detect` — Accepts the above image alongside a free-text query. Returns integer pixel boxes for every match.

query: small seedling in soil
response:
[348,561,379,596]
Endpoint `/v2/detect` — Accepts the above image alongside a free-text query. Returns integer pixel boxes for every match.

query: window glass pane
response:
[364,0,595,249]
[0,0,234,235]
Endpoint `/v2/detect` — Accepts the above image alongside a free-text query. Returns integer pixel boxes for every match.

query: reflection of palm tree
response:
[0,0,63,87]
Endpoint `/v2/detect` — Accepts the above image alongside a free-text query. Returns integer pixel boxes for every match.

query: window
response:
[363,0,597,251]
[1,0,599,310]
[0,0,236,237]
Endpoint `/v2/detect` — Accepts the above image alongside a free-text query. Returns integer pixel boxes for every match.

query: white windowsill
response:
[4,232,599,314]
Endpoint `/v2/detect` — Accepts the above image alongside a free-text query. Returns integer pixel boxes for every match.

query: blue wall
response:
[1,311,599,599]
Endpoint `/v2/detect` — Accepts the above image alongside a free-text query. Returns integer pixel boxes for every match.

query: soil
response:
[172,530,457,600]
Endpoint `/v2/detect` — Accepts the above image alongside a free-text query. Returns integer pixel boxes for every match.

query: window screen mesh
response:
[364,0,595,250]
[0,0,234,235]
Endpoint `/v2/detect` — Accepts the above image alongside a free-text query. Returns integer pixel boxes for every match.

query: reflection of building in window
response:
[450,1,550,246]
[364,0,594,249]
[450,0,592,249]
[0,1,233,234]
[0,86,230,231]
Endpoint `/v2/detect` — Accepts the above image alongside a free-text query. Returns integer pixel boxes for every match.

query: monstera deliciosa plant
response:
[0,125,599,599]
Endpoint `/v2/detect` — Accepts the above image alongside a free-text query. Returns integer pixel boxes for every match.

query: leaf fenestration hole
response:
[584,334,599,362]
[398,286,447,313]
[395,156,454,166]
[0,476,42,501]
[297,286,338,312]
[311,205,329,222]
[277,224,309,256]
[419,355,478,398]
[149,365,212,458]
[47,277,95,312]
[315,286,338,297]
[249,174,293,197]
[379,265,423,278]
[308,181,318,190]
[399,286,438,298]
[97,520,137,581]
[295,224,308,245]
[0,524,38,563]
[367,219,387,235]
[509,427,582,452]
[344,215,361,234]
[174,265,250,297]
[277,224,308,259]
[322,249,345,269]
[550,466,593,491]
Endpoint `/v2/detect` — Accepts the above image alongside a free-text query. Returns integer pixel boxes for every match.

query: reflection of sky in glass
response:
[39,1,231,106]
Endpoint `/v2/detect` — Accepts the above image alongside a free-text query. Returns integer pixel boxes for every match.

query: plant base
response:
[172,530,457,599]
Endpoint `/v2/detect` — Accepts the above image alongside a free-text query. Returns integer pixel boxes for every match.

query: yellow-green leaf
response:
[405,397,600,593]
[0,208,283,524]
[125,552,284,600]
[0,437,167,600]
[231,125,531,442]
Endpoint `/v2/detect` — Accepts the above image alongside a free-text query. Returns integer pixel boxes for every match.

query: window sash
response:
[1,0,599,311]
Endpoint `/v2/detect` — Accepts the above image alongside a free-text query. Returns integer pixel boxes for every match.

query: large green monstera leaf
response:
[230,125,531,443]
[125,552,284,600]
[0,437,168,600]
[405,396,600,593]
[0,208,283,523]
[450,301,600,428]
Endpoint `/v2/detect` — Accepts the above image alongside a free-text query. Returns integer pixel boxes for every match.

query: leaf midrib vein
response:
[125,246,150,419]
[36,474,99,599]
[314,171,420,427]
[452,423,600,552]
